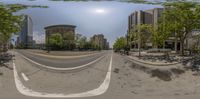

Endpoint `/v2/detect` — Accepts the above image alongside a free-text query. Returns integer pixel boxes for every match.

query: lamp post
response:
[138,26,141,58]
[126,34,129,55]
[11,39,15,60]
[47,33,50,53]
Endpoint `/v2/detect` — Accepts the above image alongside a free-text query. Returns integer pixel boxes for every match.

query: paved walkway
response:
[127,55,180,66]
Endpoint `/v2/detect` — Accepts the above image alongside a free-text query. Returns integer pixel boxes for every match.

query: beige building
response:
[90,34,109,50]
[44,25,76,49]
[128,8,163,32]
[128,8,181,51]
[187,30,200,50]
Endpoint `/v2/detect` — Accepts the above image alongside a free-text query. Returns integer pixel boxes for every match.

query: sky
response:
[1,0,162,46]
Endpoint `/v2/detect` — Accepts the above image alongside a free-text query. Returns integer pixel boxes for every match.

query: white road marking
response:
[21,73,29,81]
[18,52,105,71]
[28,51,104,59]
[13,52,113,98]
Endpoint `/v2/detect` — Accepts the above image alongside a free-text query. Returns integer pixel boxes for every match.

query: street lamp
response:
[47,33,50,53]
[126,34,129,55]
[11,39,15,60]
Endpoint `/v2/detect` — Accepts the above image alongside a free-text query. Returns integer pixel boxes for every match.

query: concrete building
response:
[44,25,76,50]
[128,8,163,32]
[106,42,110,50]
[90,34,109,50]
[17,15,33,48]
[128,8,180,51]
[187,29,200,50]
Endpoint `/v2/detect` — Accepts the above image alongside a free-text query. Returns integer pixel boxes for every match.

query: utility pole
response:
[47,33,50,53]
[137,24,141,58]
[138,31,141,58]
[126,34,129,55]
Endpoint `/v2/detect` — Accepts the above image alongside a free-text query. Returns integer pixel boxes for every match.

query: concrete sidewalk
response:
[127,55,180,66]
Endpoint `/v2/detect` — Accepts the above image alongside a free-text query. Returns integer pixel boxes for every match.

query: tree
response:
[63,31,75,50]
[151,22,171,49]
[129,24,152,57]
[0,4,24,52]
[130,24,152,48]
[161,1,200,55]
[75,34,88,50]
[79,36,87,49]
[75,33,82,48]
[113,37,127,51]
[89,41,100,50]
[49,33,63,50]
[191,32,200,52]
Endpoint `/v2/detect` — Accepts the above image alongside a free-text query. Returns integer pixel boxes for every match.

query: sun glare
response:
[94,8,106,14]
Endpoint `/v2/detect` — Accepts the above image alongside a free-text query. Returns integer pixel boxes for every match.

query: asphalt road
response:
[1,50,200,99]
[16,50,105,68]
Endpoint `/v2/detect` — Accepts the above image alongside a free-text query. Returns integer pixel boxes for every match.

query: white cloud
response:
[33,31,45,44]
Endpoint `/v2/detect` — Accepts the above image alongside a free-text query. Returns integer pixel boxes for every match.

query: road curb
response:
[127,56,181,66]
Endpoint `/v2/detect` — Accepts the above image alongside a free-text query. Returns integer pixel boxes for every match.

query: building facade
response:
[187,30,200,50]
[44,25,76,50]
[128,8,163,32]
[17,15,33,48]
[90,34,109,50]
[128,8,181,51]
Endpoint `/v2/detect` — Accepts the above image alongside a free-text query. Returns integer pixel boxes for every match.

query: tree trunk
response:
[163,41,165,49]
[180,39,184,56]
[175,39,177,53]
[138,39,141,58]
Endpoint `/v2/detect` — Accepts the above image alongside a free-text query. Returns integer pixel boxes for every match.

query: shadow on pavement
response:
[0,53,14,72]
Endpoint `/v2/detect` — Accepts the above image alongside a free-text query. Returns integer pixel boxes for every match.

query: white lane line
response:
[18,52,105,71]
[21,73,29,81]
[28,51,104,59]
[13,52,113,98]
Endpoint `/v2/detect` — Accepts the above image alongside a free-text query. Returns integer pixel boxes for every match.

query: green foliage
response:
[0,3,48,52]
[191,33,200,50]
[129,24,152,48]
[63,31,74,40]
[0,4,23,52]
[75,33,100,50]
[49,0,163,4]
[62,31,75,50]
[47,33,100,51]
[151,22,172,48]
[161,1,200,55]
[49,33,63,49]
[16,43,25,49]
[75,34,86,49]
[113,37,127,51]
[78,36,87,49]
[120,0,163,4]
[6,4,48,10]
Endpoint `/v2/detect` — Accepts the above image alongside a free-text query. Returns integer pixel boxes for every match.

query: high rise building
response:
[17,15,33,48]
[128,8,163,33]
[127,8,180,50]
[90,34,109,50]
